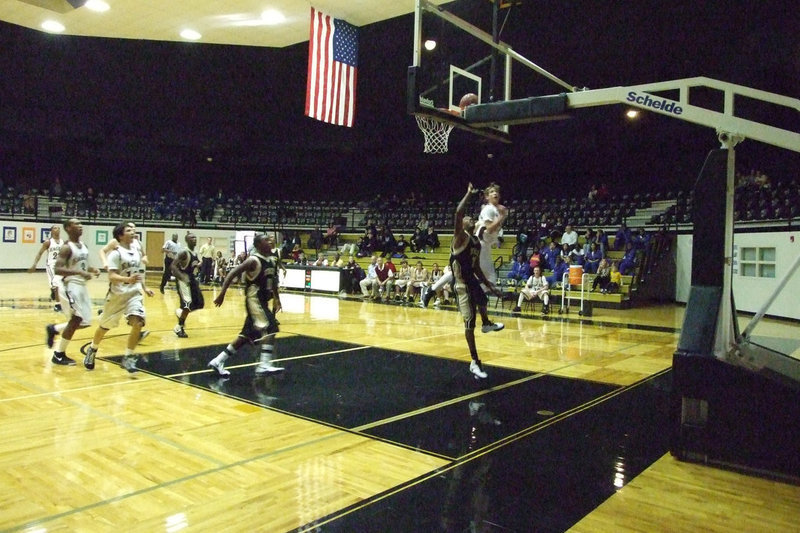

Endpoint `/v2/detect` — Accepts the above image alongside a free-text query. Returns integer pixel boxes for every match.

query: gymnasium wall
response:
[675,231,800,320]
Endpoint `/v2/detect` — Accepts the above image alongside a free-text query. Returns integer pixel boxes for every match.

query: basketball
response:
[459,93,479,109]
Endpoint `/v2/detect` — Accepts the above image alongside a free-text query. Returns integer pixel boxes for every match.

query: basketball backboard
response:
[408,0,576,147]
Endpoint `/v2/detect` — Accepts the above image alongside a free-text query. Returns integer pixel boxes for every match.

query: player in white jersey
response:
[29,225,64,311]
[473,182,507,288]
[51,218,100,366]
[98,221,151,340]
[84,223,154,372]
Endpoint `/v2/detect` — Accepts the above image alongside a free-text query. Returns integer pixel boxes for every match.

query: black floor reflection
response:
[322,373,672,533]
[101,336,671,532]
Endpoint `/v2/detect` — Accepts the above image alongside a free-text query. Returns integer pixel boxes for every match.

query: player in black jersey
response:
[171,232,205,337]
[451,183,504,380]
[208,233,283,377]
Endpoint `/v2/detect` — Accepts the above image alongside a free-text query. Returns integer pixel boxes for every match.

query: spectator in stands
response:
[425,226,440,252]
[421,263,451,307]
[410,229,426,253]
[632,227,650,251]
[380,226,397,258]
[313,252,327,267]
[507,254,530,283]
[371,256,394,301]
[85,187,98,219]
[614,222,631,251]
[606,261,622,293]
[561,224,578,247]
[591,258,611,292]
[536,215,551,244]
[550,216,565,242]
[359,256,378,297]
[568,243,584,266]
[546,255,569,288]
[594,228,609,256]
[618,242,638,275]
[308,226,324,251]
[50,177,63,199]
[324,220,340,249]
[597,183,610,202]
[394,235,409,258]
[405,260,429,302]
[416,215,429,233]
[559,243,572,262]
[587,184,599,203]
[581,228,595,256]
[528,245,542,271]
[542,240,559,271]
[584,242,603,274]
[356,229,372,257]
[513,266,550,315]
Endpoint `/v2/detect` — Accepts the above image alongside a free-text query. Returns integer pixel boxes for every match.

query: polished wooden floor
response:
[1,271,798,532]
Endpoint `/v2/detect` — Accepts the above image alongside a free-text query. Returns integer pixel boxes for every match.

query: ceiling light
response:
[261,9,285,25]
[84,0,110,12]
[180,29,202,41]
[424,39,437,51]
[41,20,65,33]
[625,109,639,119]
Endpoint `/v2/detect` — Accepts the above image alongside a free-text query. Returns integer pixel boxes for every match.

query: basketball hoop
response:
[415,115,455,154]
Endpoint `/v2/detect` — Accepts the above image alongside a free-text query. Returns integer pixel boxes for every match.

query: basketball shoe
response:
[469,360,488,379]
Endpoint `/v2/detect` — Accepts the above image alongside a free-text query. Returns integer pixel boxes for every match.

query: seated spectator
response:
[213,251,226,284]
[614,222,631,251]
[371,256,395,301]
[410,229,426,253]
[594,228,609,257]
[536,215,551,244]
[424,263,452,306]
[313,252,327,267]
[513,266,550,315]
[345,256,366,294]
[324,220,341,248]
[393,259,412,300]
[356,229,373,257]
[581,228,595,256]
[568,243,584,266]
[308,226,324,251]
[591,259,611,292]
[507,254,531,283]
[618,242,638,275]
[394,235,409,258]
[546,255,570,288]
[550,216,565,242]
[561,224,579,247]
[405,260,429,302]
[359,256,379,297]
[425,226,440,252]
[587,184,599,203]
[528,249,542,271]
[542,241,559,271]
[340,239,358,257]
[606,261,623,293]
[331,253,344,268]
[583,242,603,274]
[631,227,650,251]
[416,214,429,233]
[380,227,397,258]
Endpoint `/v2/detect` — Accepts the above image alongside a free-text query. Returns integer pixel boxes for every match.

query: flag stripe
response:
[305,7,357,127]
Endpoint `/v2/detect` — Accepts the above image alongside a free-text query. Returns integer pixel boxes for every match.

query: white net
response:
[415,115,455,154]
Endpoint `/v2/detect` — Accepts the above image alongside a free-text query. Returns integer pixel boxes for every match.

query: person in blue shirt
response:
[506,254,531,283]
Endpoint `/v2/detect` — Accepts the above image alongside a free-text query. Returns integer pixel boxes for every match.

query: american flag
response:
[305,7,358,127]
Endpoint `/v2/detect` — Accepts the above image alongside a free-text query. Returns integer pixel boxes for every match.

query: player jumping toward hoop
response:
[451,183,505,380]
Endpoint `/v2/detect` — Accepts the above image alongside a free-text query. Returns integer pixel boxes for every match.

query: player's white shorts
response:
[63,281,93,328]
[99,291,145,330]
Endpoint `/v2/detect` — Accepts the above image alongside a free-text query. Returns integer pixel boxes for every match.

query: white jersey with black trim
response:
[107,245,145,296]
[45,238,63,268]
[63,241,90,286]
